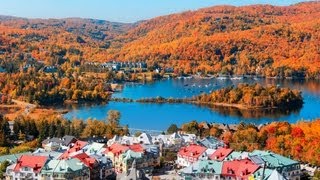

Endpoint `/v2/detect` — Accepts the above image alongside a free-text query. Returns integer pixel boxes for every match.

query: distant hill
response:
[0,1,319,77]
[107,1,320,77]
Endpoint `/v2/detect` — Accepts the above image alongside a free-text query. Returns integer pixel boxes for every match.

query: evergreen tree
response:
[48,123,56,138]
[13,118,21,135]
[167,124,178,134]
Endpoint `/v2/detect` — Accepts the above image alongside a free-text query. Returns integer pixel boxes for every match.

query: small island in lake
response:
[193,83,303,110]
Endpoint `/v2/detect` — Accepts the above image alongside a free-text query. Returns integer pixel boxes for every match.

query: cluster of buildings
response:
[177,144,301,180]
[0,132,302,180]
[100,61,147,71]
[1,134,161,180]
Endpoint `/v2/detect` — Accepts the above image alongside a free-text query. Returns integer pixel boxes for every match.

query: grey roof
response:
[32,151,63,160]
[42,135,76,146]
[82,136,108,144]
[89,154,112,168]
[198,137,225,149]
[268,169,287,180]
[250,155,266,166]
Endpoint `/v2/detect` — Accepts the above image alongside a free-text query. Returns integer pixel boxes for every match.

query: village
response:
[0,128,310,180]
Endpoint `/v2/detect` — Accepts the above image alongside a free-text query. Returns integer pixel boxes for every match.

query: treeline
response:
[0,110,128,150]
[136,96,185,103]
[0,70,113,105]
[195,83,303,109]
[176,119,320,166]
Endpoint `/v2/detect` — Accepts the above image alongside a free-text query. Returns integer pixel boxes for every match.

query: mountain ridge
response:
[0,1,319,77]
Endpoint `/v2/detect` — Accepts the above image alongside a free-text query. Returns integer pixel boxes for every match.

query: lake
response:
[64,78,320,131]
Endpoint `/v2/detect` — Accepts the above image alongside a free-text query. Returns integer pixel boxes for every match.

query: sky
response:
[0,0,309,23]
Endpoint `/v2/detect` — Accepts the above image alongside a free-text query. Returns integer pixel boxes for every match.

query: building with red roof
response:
[59,140,88,160]
[210,147,234,161]
[221,159,260,179]
[129,144,145,153]
[104,143,130,163]
[177,144,207,167]
[72,153,97,169]
[6,155,48,180]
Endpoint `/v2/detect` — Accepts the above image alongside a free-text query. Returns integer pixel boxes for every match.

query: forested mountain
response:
[0,1,320,77]
[0,16,133,67]
[108,2,320,77]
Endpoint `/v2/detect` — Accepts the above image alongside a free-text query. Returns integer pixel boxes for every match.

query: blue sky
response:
[0,0,308,23]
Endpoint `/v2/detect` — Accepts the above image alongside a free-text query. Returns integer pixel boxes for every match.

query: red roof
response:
[14,155,48,173]
[72,152,97,169]
[129,144,144,153]
[59,140,88,159]
[222,159,260,178]
[104,143,129,156]
[209,147,233,161]
[178,144,207,159]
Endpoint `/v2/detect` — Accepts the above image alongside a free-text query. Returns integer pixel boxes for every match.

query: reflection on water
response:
[207,104,302,119]
[65,78,320,130]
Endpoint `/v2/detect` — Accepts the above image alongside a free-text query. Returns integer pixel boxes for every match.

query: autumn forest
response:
[0,2,319,78]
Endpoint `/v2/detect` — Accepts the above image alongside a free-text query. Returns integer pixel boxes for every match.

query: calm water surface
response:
[64,78,320,130]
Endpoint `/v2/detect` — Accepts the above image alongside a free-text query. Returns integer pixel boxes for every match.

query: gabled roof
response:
[253,168,274,180]
[89,154,112,167]
[129,144,145,153]
[178,144,207,159]
[85,142,105,155]
[170,132,182,139]
[33,151,63,160]
[209,147,233,161]
[181,134,196,143]
[0,152,31,164]
[180,160,223,175]
[14,155,48,173]
[250,150,299,168]
[104,143,129,156]
[82,136,108,144]
[72,152,97,169]
[198,137,225,149]
[41,158,87,174]
[221,159,260,178]
[122,150,142,161]
[42,135,77,146]
[59,140,88,160]
[137,133,153,144]
[120,136,137,145]
[268,169,287,180]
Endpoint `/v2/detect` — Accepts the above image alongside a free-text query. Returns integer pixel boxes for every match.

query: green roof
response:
[122,150,142,161]
[198,160,223,174]
[253,168,274,180]
[41,158,87,174]
[225,151,242,161]
[0,152,32,164]
[250,150,299,168]
[85,142,105,154]
[180,160,223,175]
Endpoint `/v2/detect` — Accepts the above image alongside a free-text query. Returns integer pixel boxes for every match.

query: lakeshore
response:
[65,78,320,130]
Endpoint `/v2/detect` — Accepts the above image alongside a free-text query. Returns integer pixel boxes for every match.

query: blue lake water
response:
[64,78,320,130]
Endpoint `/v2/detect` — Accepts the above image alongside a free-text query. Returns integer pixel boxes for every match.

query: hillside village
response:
[0,131,309,180]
